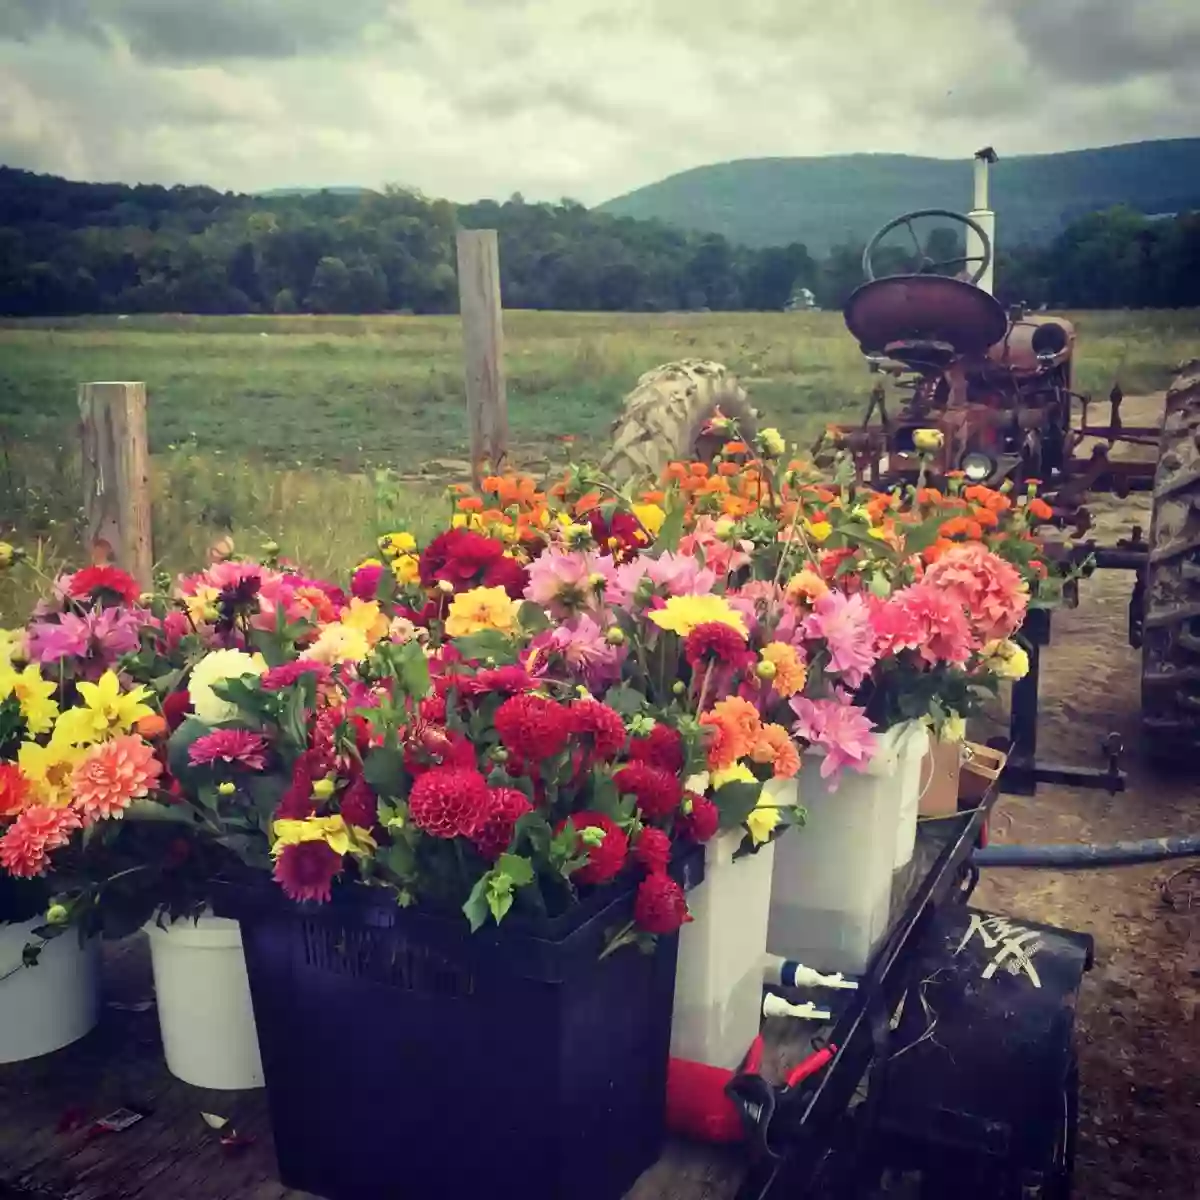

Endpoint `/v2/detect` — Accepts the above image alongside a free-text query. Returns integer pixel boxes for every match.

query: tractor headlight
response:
[962,452,995,483]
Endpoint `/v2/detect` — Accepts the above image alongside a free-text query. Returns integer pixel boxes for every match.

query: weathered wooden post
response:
[78,381,153,587]
[455,229,508,487]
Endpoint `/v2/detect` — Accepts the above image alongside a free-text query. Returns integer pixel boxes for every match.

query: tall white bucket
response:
[145,912,264,1090]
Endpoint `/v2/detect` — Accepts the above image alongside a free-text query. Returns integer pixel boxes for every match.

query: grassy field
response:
[2,308,1198,615]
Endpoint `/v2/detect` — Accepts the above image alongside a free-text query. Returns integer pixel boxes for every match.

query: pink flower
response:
[72,736,163,821]
[262,660,331,690]
[678,519,753,579]
[524,551,611,619]
[921,543,1029,641]
[802,590,879,688]
[188,728,269,771]
[887,583,976,666]
[26,607,144,675]
[0,805,81,878]
[790,695,877,788]
[351,562,385,601]
[528,615,624,689]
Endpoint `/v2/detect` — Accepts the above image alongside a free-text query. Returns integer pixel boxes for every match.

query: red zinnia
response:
[471,786,534,860]
[351,562,385,601]
[678,793,720,843]
[419,529,507,593]
[460,665,535,697]
[495,694,571,762]
[273,840,342,903]
[262,661,331,691]
[560,811,628,886]
[683,622,751,669]
[569,699,627,762]
[633,826,672,874]
[629,724,685,775]
[419,694,448,724]
[408,767,490,839]
[67,565,140,606]
[339,777,378,830]
[276,749,325,819]
[614,762,683,820]
[634,873,691,934]
[188,728,269,772]
[588,510,648,563]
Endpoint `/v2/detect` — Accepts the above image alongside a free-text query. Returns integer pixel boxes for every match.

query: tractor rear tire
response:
[1140,360,1200,760]
[598,359,758,485]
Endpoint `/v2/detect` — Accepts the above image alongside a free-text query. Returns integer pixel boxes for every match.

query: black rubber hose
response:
[974,835,1200,868]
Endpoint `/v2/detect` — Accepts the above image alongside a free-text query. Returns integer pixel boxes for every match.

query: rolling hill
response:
[597,138,1200,253]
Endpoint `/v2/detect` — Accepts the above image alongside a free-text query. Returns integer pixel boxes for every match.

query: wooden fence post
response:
[78,382,153,588]
[455,229,508,486]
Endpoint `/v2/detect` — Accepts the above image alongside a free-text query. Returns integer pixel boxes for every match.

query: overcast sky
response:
[1,0,1198,204]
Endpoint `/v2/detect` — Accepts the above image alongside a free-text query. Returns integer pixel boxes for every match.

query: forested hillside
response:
[1,166,1197,316]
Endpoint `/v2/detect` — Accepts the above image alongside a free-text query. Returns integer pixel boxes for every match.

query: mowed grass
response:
[2,308,1197,617]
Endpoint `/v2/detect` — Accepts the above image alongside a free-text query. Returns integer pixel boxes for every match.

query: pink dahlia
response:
[921,543,1029,641]
[890,583,976,666]
[802,590,879,689]
[528,615,624,690]
[0,805,81,878]
[72,735,163,820]
[524,551,612,619]
[274,840,342,903]
[608,552,718,607]
[188,728,269,771]
[678,519,753,579]
[351,561,385,601]
[261,660,331,691]
[790,695,878,788]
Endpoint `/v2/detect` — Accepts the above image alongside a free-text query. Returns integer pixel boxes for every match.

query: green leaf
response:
[517,602,551,634]
[495,853,535,888]
[710,780,763,831]
[588,773,621,820]
[603,684,644,719]
[462,874,492,933]
[486,873,515,924]
[394,640,431,700]
[378,840,417,881]
[363,746,406,797]
[655,492,685,553]
[451,630,518,665]
[123,799,199,826]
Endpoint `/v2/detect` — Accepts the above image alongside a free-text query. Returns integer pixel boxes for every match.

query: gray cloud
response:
[0,0,1196,203]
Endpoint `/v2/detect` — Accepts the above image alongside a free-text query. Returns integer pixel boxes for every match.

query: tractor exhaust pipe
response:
[968,147,997,296]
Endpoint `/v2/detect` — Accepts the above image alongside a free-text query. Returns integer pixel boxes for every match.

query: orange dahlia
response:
[760,642,807,696]
[752,723,801,779]
[72,735,163,821]
[0,805,81,878]
[0,763,30,818]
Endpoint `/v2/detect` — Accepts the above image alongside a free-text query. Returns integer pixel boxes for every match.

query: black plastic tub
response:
[220,843,704,1200]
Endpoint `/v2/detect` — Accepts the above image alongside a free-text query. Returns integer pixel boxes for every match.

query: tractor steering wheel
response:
[861,208,993,285]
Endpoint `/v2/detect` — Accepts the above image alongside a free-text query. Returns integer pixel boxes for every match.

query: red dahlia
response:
[628,724,685,774]
[408,767,490,839]
[273,841,342,903]
[633,826,672,874]
[481,554,529,601]
[495,694,571,762]
[561,811,628,886]
[339,777,379,830]
[569,699,627,762]
[678,793,720,843]
[684,622,752,669]
[460,665,535,697]
[471,787,534,860]
[419,529,506,592]
[67,565,140,606]
[276,749,325,819]
[634,873,691,934]
[587,510,649,563]
[614,762,683,820]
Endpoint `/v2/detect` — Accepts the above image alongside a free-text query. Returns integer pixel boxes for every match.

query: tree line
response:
[0,167,1197,317]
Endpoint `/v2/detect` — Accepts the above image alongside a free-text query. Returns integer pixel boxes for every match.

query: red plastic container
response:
[223,846,701,1200]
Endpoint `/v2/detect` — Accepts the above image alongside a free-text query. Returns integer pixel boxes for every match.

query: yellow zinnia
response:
[632,504,666,537]
[0,663,59,735]
[51,671,153,747]
[303,622,371,666]
[979,638,1030,681]
[444,586,521,638]
[0,629,25,667]
[710,761,756,790]
[648,595,748,638]
[803,519,832,543]
[342,598,389,646]
[746,805,782,846]
[392,553,420,585]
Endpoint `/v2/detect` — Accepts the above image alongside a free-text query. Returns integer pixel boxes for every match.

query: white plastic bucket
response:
[671,779,794,1070]
[891,722,931,869]
[145,912,264,1090]
[0,919,99,1063]
[767,722,924,976]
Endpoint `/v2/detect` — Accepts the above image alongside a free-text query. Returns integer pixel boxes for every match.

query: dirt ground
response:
[974,393,1200,1198]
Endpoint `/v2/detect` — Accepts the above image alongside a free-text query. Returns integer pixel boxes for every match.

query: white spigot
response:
[763,994,832,1022]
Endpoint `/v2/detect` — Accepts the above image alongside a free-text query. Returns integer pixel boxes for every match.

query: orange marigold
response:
[760,642,807,695]
[689,463,710,478]
[663,462,689,484]
[752,723,801,779]
[457,496,484,513]
[922,538,956,565]
[972,507,999,529]
[722,441,750,455]
[716,461,740,478]
[574,491,602,515]
[1027,498,1054,521]
[72,735,163,822]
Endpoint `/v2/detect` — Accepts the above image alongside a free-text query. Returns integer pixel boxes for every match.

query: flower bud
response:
[672,680,686,696]
[755,659,778,682]
[45,903,69,926]
[218,781,236,796]
[261,539,280,557]
[436,579,455,594]
[588,572,608,592]
[580,826,607,848]
[605,626,626,646]
[912,428,944,452]
[312,778,336,800]
[491,747,510,763]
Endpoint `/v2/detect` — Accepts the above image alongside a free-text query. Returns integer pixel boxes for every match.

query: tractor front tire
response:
[1141,360,1200,760]
[599,359,757,485]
